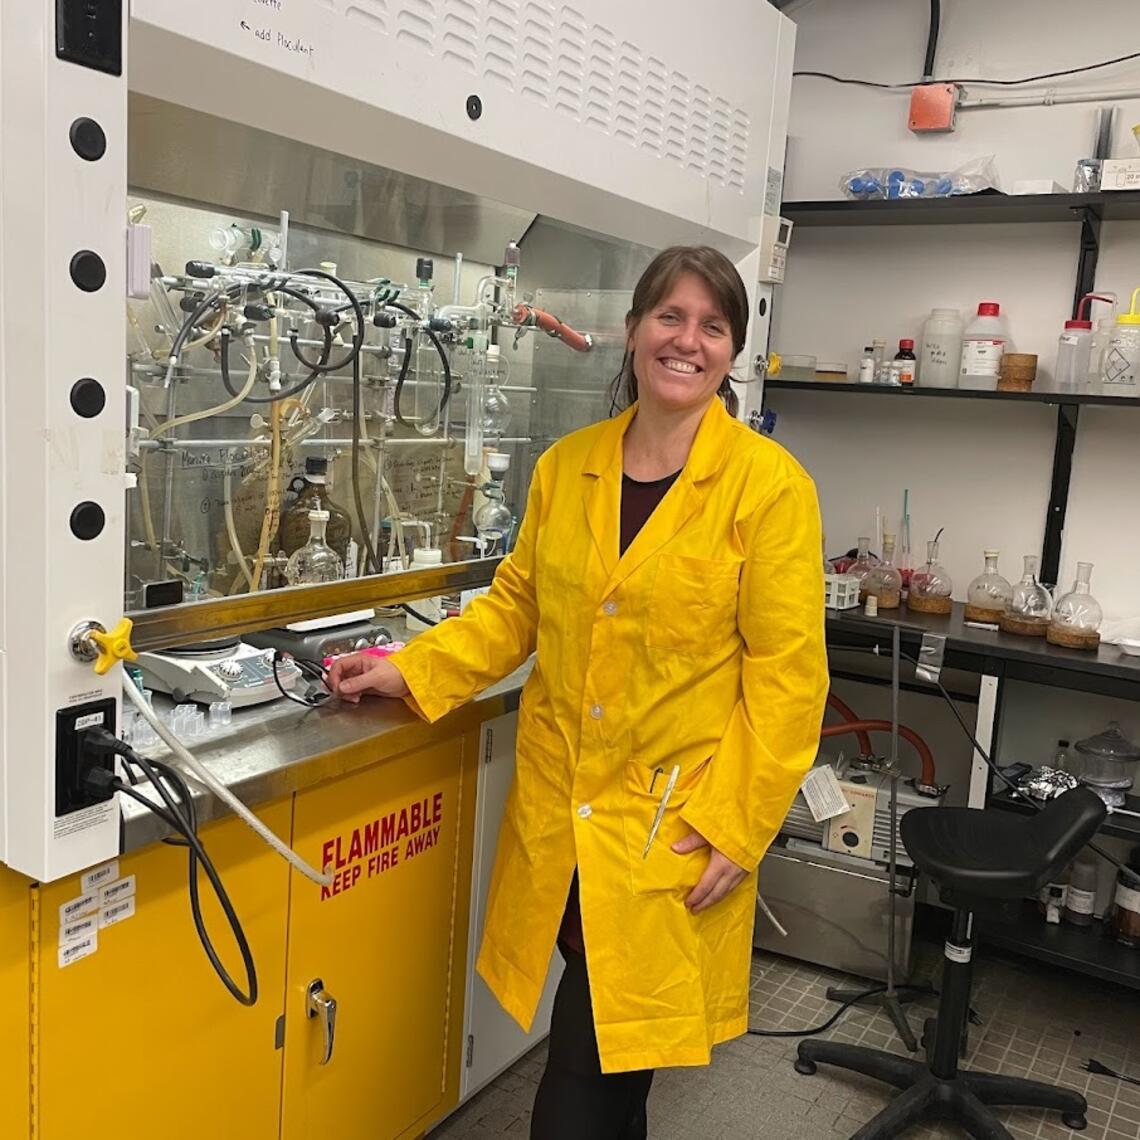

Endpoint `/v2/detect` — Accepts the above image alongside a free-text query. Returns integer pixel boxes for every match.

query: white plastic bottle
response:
[404,546,444,632]
[1054,320,1094,394]
[960,302,1009,390]
[918,308,964,388]
[1086,316,1118,394]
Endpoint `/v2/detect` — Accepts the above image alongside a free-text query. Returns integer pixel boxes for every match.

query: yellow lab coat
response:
[394,398,828,1073]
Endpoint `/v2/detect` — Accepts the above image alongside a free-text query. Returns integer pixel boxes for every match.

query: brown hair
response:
[610,245,748,417]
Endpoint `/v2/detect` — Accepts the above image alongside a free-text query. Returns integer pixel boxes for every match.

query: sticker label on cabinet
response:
[82,860,119,894]
[61,913,99,945]
[320,791,445,901]
[59,932,98,968]
[59,892,99,925]
[99,875,136,907]
[99,897,136,928]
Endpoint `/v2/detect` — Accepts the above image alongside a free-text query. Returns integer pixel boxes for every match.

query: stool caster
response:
[793,1058,817,1076]
[1062,1113,1087,1131]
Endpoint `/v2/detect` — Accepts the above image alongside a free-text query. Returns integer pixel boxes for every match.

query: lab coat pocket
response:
[647,555,741,654]
[621,760,710,895]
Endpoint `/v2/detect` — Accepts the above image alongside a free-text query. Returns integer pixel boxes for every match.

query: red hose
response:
[826,692,873,756]
[819,719,938,787]
[512,303,593,353]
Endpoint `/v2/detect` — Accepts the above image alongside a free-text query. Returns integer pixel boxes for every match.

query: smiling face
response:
[626,272,736,417]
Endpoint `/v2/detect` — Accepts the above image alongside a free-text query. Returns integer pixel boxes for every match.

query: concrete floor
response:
[430,941,1140,1139]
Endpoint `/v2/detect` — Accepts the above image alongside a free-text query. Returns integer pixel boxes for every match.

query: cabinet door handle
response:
[306,978,337,1066]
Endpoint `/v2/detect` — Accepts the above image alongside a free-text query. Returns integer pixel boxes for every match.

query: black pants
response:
[530,944,654,1140]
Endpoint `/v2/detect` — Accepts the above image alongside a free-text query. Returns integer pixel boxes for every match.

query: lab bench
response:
[826,600,1140,991]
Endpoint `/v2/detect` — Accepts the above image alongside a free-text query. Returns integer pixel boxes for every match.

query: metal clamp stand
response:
[823,623,922,1052]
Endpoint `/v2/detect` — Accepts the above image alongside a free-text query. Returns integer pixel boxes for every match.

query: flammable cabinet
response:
[5,731,478,1140]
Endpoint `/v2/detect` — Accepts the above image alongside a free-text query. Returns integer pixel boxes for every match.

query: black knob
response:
[842,831,860,848]
[372,312,397,329]
[415,257,433,282]
[69,251,106,293]
[69,117,106,161]
[185,260,216,278]
[69,502,105,541]
[70,378,106,418]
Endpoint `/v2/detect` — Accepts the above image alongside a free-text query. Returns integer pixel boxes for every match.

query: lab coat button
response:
[589,703,604,720]
[602,600,618,616]
[577,804,593,819]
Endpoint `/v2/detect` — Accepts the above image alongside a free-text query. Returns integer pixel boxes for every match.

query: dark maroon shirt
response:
[559,468,683,954]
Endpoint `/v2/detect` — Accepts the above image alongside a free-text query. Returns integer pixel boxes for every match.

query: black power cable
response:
[923,0,941,82]
[82,729,258,1005]
[795,48,1140,91]
[386,300,453,428]
[219,324,334,404]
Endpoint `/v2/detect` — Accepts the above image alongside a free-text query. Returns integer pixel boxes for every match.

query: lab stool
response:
[793,786,1106,1139]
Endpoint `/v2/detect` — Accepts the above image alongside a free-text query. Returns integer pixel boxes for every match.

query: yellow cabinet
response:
[34,800,293,1140]
[281,734,476,1140]
[0,865,31,1138]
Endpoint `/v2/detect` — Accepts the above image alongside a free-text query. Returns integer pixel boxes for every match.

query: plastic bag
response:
[840,156,1001,200]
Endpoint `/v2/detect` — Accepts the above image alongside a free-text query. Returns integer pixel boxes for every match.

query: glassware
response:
[908,538,953,614]
[279,457,353,568]
[284,510,345,586]
[964,549,1013,623]
[1074,721,1140,808]
[474,485,513,552]
[1108,849,1140,947]
[846,537,880,584]
[1047,561,1103,650]
[861,533,903,610]
[481,384,512,436]
[999,554,1052,637]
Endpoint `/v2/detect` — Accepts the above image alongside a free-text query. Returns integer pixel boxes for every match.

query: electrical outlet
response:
[908,84,960,133]
[55,699,117,816]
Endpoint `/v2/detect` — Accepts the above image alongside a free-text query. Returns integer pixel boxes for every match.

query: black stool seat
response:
[900,786,1106,899]
[798,788,1107,1139]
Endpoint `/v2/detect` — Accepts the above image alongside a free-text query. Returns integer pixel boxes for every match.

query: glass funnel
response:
[1047,562,1103,650]
[284,510,345,585]
[908,539,954,614]
[964,550,1013,623]
[846,537,880,584]
[1074,721,1140,807]
[861,533,903,610]
[999,554,1052,637]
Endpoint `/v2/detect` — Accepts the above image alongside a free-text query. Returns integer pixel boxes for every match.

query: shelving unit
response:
[825,603,1140,989]
[766,378,1140,408]
[768,190,1140,585]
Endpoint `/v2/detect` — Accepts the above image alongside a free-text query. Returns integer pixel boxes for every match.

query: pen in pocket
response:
[643,764,681,859]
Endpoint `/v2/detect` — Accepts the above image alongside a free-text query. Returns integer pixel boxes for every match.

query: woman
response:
[328,246,828,1138]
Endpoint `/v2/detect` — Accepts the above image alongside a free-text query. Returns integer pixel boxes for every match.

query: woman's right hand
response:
[325,653,411,704]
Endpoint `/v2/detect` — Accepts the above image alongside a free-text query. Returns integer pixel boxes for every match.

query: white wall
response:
[772,0,1140,620]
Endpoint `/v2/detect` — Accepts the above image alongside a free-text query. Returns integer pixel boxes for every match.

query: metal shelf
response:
[989,790,1140,845]
[764,380,1140,409]
[782,191,1140,228]
[979,900,1140,991]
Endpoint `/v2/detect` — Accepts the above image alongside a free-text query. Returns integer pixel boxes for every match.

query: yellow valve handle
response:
[88,618,139,676]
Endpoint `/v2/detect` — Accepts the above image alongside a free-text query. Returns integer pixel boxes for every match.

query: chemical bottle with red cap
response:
[960,301,1010,390]
[1053,292,1114,394]
[893,338,917,386]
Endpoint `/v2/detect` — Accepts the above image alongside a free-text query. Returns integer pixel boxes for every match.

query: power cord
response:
[747,981,934,1039]
[81,728,258,1006]
[795,48,1140,91]
[271,651,334,708]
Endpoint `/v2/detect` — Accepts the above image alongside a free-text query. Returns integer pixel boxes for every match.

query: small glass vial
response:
[1047,561,1103,650]
[999,554,1052,637]
[862,533,903,610]
[858,346,876,384]
[284,510,345,586]
[846,537,880,584]
[965,550,1013,623]
[908,539,953,614]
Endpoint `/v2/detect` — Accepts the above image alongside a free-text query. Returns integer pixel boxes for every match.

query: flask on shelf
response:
[964,550,1013,624]
[1062,851,1098,928]
[1100,285,1140,397]
[1047,561,1103,650]
[861,533,903,610]
[918,308,963,389]
[846,537,880,584]
[999,554,1052,637]
[283,510,344,586]
[960,302,1010,391]
[908,538,953,614]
